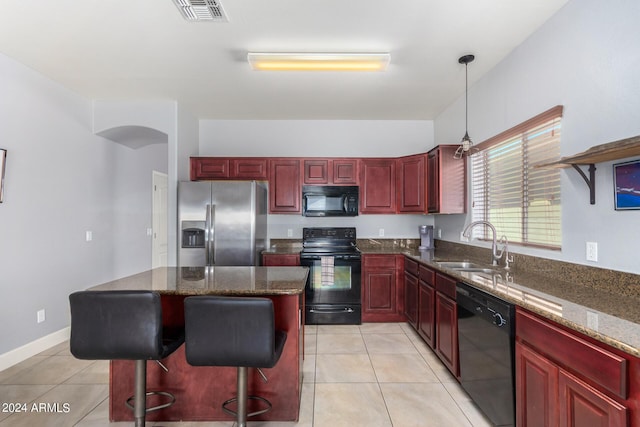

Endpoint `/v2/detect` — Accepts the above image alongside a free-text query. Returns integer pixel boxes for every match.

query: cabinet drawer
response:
[516,308,628,399]
[364,254,396,269]
[418,265,435,286]
[262,253,300,266]
[404,257,418,276]
[435,272,456,299]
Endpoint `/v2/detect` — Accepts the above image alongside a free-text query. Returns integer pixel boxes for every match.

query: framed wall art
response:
[0,149,5,203]
[613,158,640,210]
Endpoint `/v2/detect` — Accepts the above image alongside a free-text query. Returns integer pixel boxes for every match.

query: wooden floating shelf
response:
[535,135,640,205]
[536,135,640,169]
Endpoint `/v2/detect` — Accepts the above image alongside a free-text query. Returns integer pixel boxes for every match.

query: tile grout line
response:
[360,325,395,427]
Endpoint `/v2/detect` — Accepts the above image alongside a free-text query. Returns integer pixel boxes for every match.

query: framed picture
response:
[613,159,640,210]
[0,149,5,203]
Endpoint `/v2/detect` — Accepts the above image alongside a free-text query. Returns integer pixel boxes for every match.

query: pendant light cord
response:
[465,61,468,136]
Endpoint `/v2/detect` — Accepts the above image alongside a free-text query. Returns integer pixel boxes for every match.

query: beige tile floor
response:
[0,323,492,426]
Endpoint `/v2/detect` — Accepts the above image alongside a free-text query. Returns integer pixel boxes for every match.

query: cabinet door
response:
[231,158,268,179]
[269,159,301,213]
[190,157,230,180]
[360,159,396,213]
[397,154,427,213]
[363,269,396,313]
[427,150,440,212]
[333,159,359,185]
[516,342,559,427]
[404,271,419,329]
[435,292,458,377]
[304,159,329,184]
[559,370,628,427]
[362,255,403,322]
[418,280,435,348]
[428,145,466,214]
[262,253,300,266]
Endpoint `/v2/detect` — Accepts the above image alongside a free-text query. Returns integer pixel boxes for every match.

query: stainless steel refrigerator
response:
[178,181,268,267]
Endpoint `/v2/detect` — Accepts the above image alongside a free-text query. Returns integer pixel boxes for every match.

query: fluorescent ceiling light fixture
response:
[247,53,391,71]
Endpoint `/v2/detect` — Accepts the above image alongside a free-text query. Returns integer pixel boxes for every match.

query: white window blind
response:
[470,106,562,249]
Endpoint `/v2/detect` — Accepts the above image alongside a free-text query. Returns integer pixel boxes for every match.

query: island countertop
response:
[88,266,308,295]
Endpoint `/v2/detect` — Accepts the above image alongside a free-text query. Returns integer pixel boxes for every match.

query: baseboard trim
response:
[0,327,71,372]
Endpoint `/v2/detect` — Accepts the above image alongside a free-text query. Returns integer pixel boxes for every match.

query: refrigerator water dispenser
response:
[181,221,205,248]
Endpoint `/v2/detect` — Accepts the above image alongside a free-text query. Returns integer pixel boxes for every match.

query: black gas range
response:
[300,227,361,325]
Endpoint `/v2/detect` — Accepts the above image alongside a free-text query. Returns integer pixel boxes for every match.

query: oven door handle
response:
[300,255,361,261]
[309,307,355,314]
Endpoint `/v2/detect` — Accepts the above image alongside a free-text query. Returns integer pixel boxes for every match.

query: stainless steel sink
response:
[458,267,497,274]
[436,261,486,269]
[436,261,497,274]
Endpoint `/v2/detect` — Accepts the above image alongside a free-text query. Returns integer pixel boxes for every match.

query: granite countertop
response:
[404,249,640,357]
[263,238,639,356]
[88,266,308,296]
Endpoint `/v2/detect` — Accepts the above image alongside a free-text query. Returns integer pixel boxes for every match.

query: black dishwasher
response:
[456,282,515,427]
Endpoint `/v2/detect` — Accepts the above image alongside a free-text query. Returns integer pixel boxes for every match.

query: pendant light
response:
[454,54,475,159]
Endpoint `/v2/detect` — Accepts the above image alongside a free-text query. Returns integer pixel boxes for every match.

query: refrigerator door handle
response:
[206,204,215,265]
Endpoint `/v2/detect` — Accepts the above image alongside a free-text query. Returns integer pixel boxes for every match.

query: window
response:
[470,106,563,249]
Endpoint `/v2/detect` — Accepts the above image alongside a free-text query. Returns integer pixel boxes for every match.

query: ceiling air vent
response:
[172,0,229,22]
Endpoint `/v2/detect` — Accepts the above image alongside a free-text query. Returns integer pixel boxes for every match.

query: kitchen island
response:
[86,266,308,423]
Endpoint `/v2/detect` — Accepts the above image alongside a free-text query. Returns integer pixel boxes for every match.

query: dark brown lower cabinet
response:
[516,341,628,427]
[516,341,559,426]
[435,291,458,377]
[516,307,633,427]
[417,264,436,348]
[559,369,627,427]
[417,279,435,348]
[362,254,404,322]
[403,269,418,328]
[262,253,300,266]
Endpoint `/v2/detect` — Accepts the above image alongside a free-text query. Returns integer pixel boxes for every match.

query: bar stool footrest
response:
[126,391,176,413]
[222,395,272,418]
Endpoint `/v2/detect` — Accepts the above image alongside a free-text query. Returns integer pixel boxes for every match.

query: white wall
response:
[0,53,167,358]
[199,120,434,158]
[173,105,200,264]
[92,100,200,267]
[434,0,640,274]
[199,120,436,238]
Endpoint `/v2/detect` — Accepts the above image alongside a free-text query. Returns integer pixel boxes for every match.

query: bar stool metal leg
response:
[134,360,146,427]
[237,366,247,427]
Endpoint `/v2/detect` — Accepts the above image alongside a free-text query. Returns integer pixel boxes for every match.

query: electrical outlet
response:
[37,309,46,324]
[287,229,293,238]
[437,228,442,239]
[460,231,469,242]
[85,231,93,242]
[378,228,385,237]
[586,241,598,262]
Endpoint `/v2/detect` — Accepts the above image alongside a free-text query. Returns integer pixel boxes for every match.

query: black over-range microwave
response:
[302,185,359,217]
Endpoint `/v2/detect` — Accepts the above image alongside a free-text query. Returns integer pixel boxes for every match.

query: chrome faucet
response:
[462,220,504,267]
[498,235,514,270]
